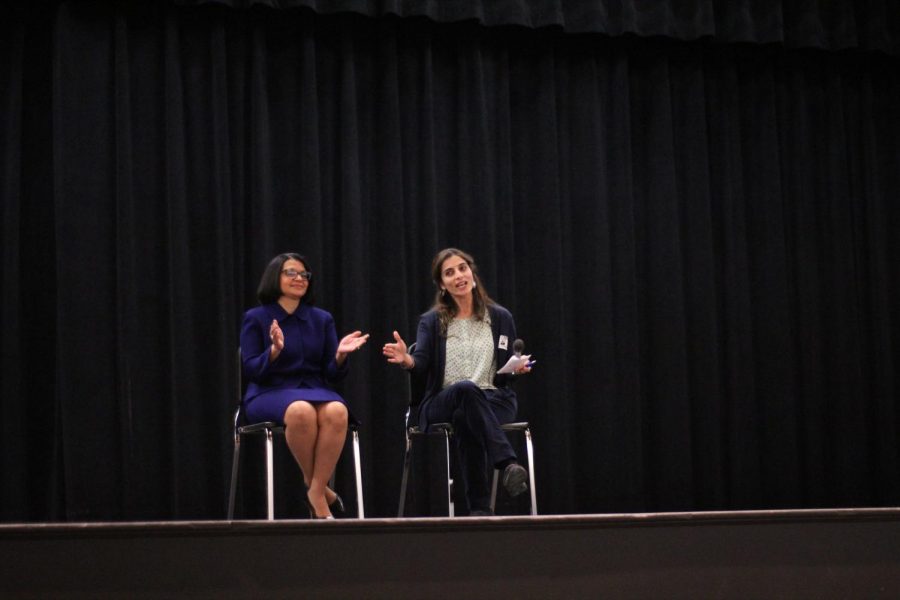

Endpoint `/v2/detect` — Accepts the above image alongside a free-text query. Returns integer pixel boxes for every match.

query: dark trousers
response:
[420,381,517,512]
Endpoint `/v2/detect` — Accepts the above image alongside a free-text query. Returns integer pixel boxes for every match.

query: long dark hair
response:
[256,252,316,305]
[430,248,494,335]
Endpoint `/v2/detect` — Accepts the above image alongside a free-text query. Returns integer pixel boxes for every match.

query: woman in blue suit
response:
[241,253,369,519]
[383,248,531,516]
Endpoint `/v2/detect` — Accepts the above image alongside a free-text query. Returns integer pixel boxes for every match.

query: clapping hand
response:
[269,319,285,360]
[336,331,370,365]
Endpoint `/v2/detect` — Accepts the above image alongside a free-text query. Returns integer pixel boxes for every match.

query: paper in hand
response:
[497,354,531,374]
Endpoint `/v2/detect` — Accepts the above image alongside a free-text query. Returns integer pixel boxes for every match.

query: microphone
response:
[512,338,536,369]
[513,339,525,356]
[498,338,535,374]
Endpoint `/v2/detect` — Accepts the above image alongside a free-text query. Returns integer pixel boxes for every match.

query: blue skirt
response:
[245,385,350,425]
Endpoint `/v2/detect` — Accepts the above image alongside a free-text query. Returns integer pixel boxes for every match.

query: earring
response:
[472,281,477,289]
[440,288,447,297]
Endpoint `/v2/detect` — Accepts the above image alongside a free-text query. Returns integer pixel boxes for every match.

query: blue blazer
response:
[240,302,349,404]
[408,303,520,414]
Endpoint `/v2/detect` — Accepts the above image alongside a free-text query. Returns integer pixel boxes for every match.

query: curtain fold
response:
[1,18,27,520]
[2,12,61,521]
[174,0,900,56]
[2,1,900,520]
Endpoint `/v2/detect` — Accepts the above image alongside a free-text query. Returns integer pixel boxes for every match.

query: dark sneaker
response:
[502,463,528,497]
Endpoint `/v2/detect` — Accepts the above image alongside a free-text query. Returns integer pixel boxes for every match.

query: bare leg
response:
[283,401,318,486]
[306,402,348,518]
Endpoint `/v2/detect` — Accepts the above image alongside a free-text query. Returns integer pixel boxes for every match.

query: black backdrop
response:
[2,0,899,521]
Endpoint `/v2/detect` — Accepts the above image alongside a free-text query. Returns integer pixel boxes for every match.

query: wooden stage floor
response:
[3,508,900,598]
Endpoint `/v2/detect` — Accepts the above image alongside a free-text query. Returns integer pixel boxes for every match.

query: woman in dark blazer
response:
[241,252,368,519]
[383,247,531,515]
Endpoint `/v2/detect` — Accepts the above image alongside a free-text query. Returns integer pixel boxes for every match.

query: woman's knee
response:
[449,380,482,396]
[283,401,317,430]
[449,380,486,406]
[317,401,348,429]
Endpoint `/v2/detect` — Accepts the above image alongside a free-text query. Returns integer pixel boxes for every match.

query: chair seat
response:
[228,413,364,520]
[500,422,530,431]
[408,422,453,435]
[237,421,283,435]
[239,421,360,435]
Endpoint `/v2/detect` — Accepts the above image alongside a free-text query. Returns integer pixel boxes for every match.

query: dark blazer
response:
[408,303,520,416]
[240,302,349,404]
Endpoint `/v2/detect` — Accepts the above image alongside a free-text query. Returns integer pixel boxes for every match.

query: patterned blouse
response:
[443,314,497,389]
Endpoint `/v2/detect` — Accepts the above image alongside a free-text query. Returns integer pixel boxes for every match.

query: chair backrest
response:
[234,347,255,430]
[404,343,415,430]
[233,347,282,433]
[404,343,429,430]
[236,347,243,405]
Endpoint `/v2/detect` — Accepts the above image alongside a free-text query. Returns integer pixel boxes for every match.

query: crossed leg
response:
[283,400,349,518]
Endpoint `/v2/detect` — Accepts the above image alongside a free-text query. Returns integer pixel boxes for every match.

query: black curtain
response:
[179,0,900,55]
[2,1,899,521]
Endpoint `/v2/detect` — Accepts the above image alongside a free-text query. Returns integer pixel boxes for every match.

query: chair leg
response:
[352,429,364,519]
[227,434,241,520]
[525,427,537,516]
[443,430,454,518]
[490,468,499,513]
[489,427,538,515]
[265,428,275,521]
[398,435,412,517]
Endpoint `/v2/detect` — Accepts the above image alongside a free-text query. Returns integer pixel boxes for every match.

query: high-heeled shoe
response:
[303,497,334,519]
[304,496,333,520]
[328,493,345,515]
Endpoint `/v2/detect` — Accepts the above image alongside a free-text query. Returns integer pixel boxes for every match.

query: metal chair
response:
[491,422,538,515]
[397,345,456,517]
[227,349,365,520]
[397,344,538,516]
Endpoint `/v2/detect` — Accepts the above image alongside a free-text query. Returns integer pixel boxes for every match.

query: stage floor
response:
[3,508,900,598]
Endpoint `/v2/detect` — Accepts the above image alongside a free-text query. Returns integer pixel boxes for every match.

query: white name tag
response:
[498,335,508,350]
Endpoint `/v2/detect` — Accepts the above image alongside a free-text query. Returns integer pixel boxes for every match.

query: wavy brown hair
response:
[430,248,494,335]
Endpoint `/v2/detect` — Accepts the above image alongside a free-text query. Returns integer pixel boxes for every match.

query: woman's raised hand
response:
[382,331,412,368]
[336,331,370,365]
[269,319,285,360]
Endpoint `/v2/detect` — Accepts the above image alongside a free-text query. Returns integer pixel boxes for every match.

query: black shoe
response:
[502,463,528,497]
[469,508,494,517]
[329,493,345,515]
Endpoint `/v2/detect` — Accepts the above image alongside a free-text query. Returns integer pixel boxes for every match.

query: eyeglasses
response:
[282,269,312,281]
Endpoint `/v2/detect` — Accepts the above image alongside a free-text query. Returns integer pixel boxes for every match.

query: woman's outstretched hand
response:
[336,331,370,365]
[383,331,413,369]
